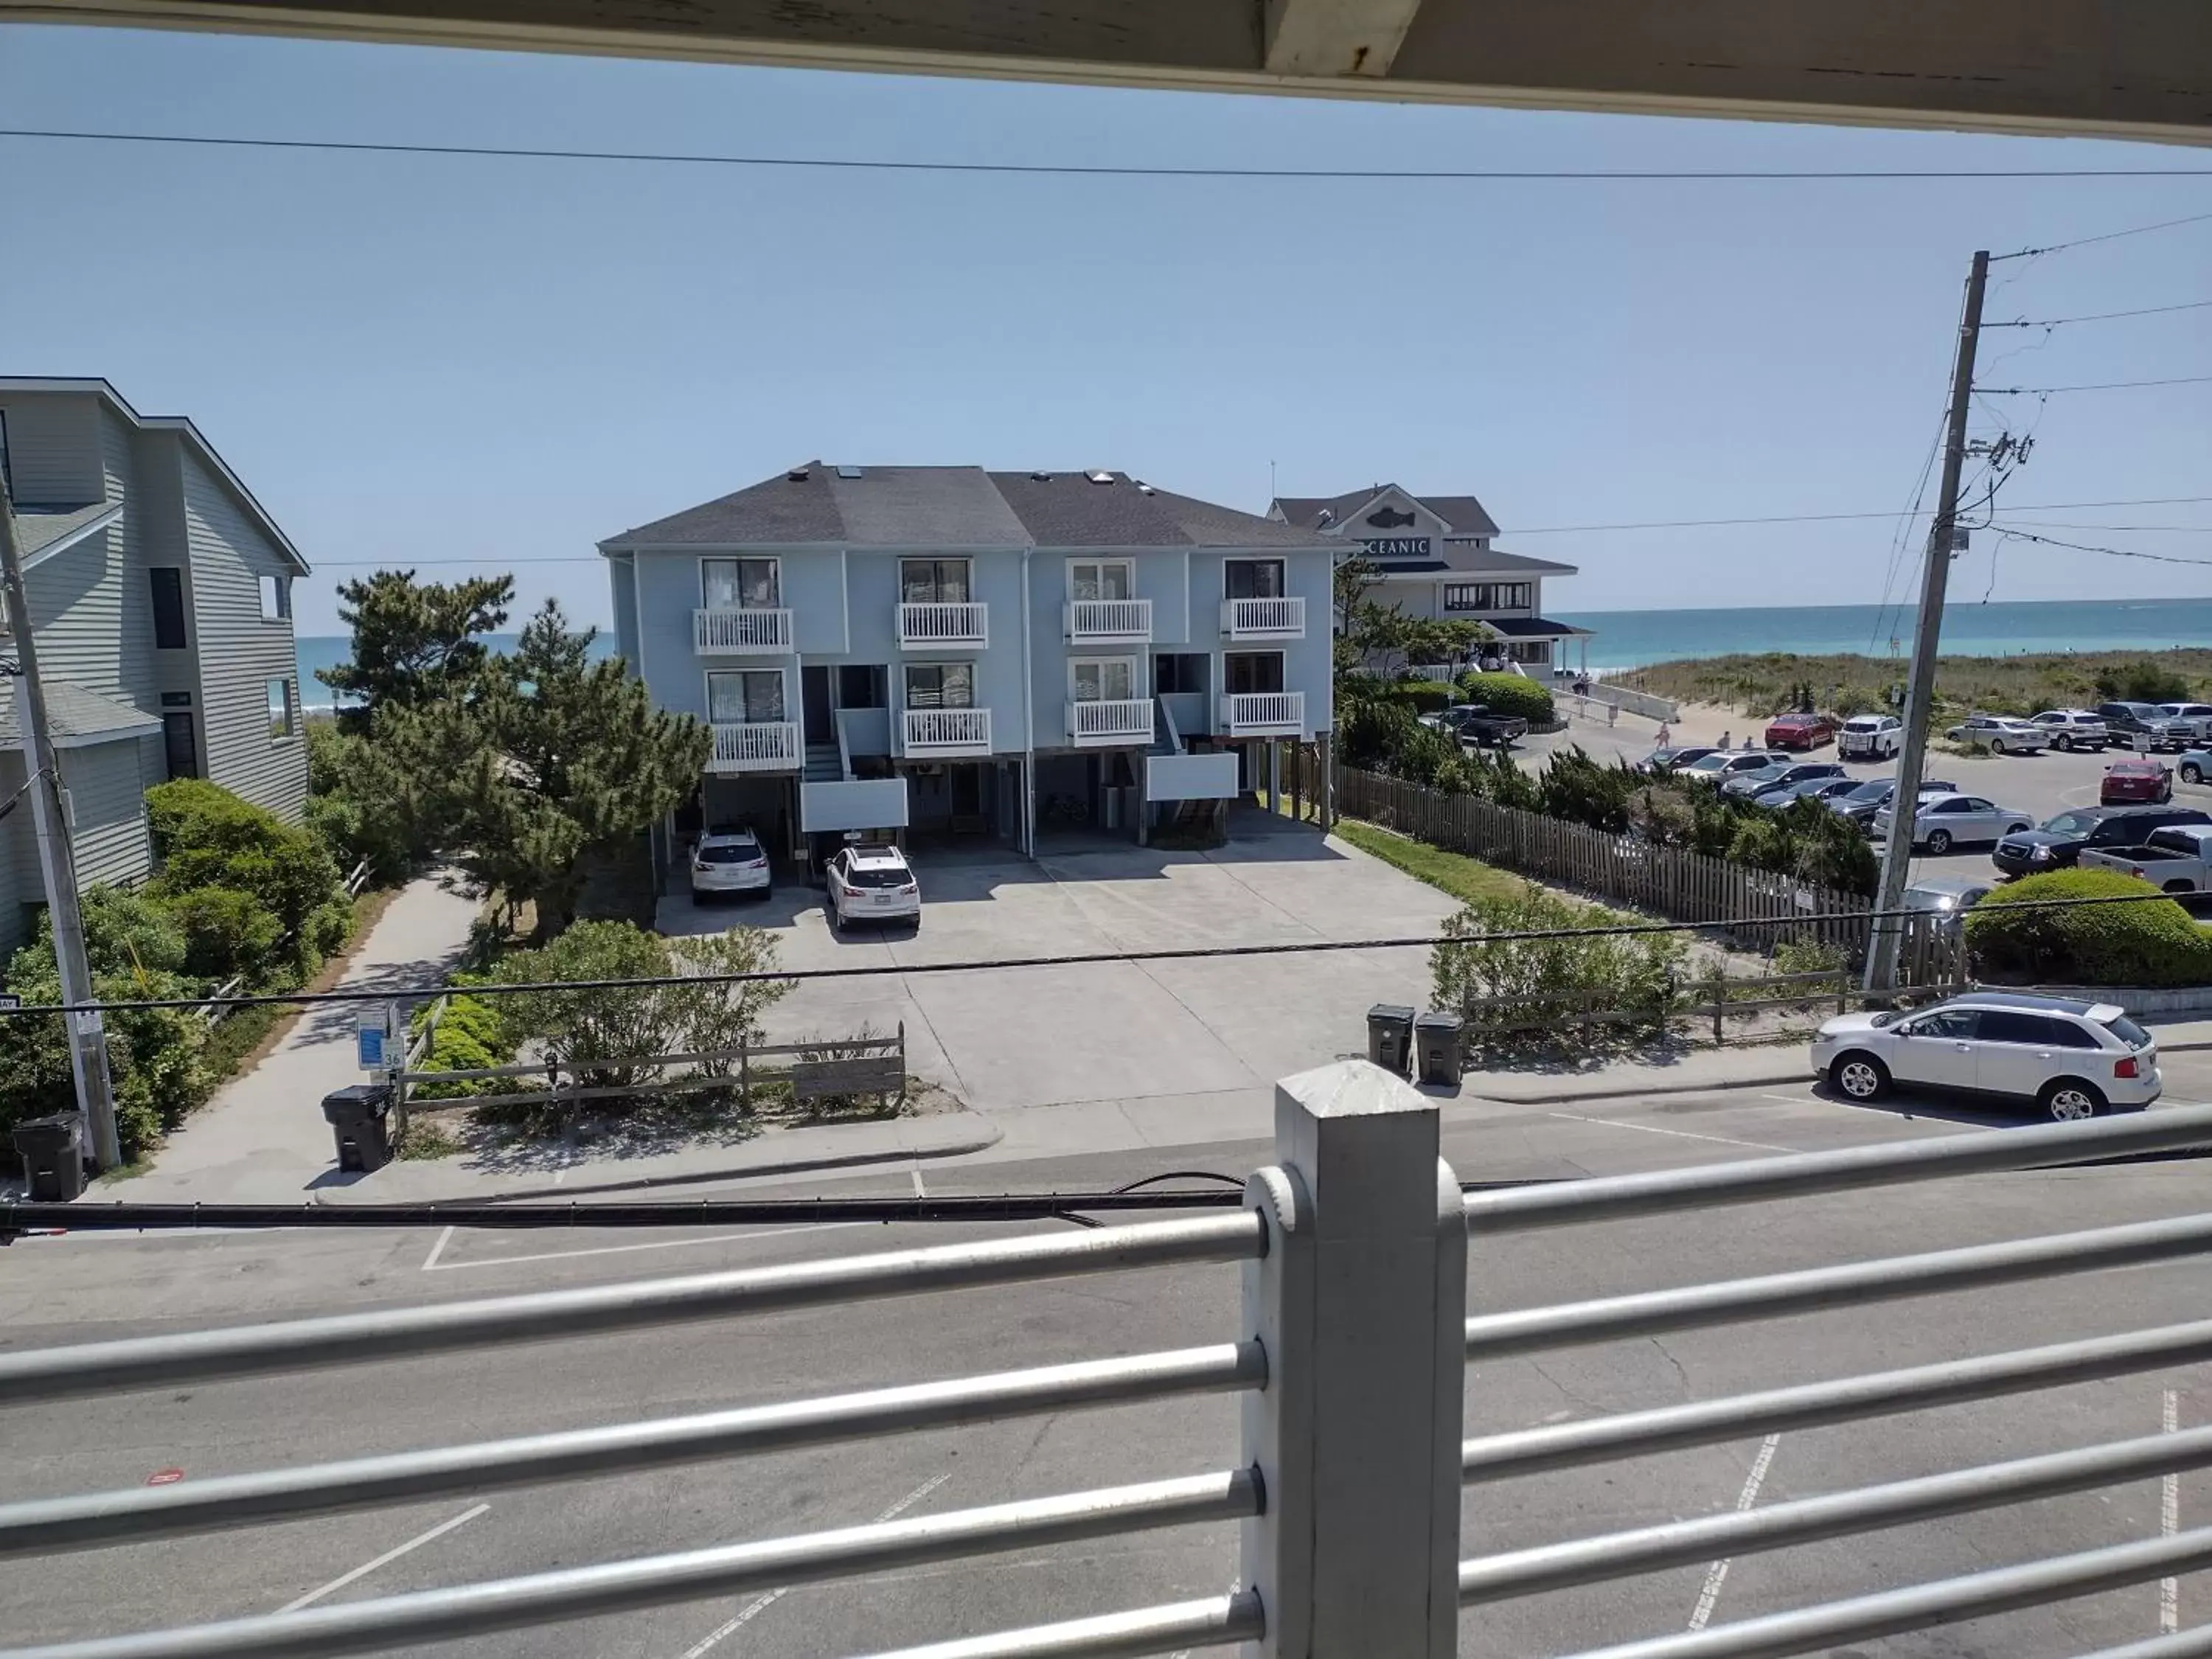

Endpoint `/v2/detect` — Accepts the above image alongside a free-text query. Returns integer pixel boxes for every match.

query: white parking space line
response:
[911,1167,928,1198]
[1688,1434,1782,1631]
[2165,1389,2183,1634]
[1548,1112,1790,1155]
[279,1503,490,1613]
[420,1225,455,1273]
[426,1222,877,1273]
[675,1471,953,1658]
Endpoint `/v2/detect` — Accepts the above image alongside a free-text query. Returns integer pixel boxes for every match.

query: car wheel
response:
[2041,1079,2106,1122]
[2006,822,2031,836]
[1832,1053,1890,1102]
[1989,737,2007,754]
[1925,829,1953,854]
[2185,762,2205,785]
[2053,734,2071,751]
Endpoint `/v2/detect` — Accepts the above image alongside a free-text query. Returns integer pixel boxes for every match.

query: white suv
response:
[827,844,921,932]
[1837,714,1902,760]
[1812,992,2160,1121]
[2030,709,2110,751]
[689,827,772,900]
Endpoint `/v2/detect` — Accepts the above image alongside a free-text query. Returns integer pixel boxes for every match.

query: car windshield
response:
[844,863,911,888]
[696,838,759,863]
[2042,812,2098,835]
[1842,782,1891,803]
[2101,1014,2154,1050]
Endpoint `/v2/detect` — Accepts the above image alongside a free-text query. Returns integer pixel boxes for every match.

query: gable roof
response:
[602,466,1339,552]
[15,502,124,569]
[1272,485,1501,539]
[0,679,161,748]
[1369,545,1578,577]
[0,378,310,575]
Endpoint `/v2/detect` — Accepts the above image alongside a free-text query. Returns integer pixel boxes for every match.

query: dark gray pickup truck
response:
[1433,703,1528,750]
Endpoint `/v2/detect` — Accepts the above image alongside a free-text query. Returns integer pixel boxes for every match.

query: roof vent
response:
[835,465,864,479]
[787,467,810,482]
[1136,482,1155,495]
[1316,508,1332,525]
[1088,470,1114,484]
[1031,471,1052,482]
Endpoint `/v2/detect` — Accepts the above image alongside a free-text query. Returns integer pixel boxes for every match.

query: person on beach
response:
[1719,729,1731,749]
[1656,722,1672,746]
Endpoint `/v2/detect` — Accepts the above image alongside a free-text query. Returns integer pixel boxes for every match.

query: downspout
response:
[1020,547,1036,858]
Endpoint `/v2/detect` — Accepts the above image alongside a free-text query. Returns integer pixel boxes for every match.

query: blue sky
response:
[4,24,2209,634]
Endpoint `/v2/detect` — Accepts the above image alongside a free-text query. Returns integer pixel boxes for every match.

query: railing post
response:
[1242,1060,1465,1658]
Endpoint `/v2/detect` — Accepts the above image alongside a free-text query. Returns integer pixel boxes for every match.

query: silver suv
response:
[1811,992,2161,1121]
[2030,709,2110,751]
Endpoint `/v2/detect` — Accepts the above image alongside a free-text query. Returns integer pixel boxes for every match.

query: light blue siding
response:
[607,553,639,675]
[0,392,102,506]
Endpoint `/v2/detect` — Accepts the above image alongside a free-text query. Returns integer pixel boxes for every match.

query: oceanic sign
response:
[1366,507,1416,528]
[1360,537,1432,558]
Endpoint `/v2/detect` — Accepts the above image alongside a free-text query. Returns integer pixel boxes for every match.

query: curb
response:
[332,1116,1004,1206]
[1467,1065,1806,1107]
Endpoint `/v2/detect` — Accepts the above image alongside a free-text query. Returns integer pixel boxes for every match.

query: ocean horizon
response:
[294,595,2212,703]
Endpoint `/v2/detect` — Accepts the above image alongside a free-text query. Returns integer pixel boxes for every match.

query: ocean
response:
[293,596,2212,702]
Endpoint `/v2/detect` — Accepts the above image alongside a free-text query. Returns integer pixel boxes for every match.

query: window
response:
[900,558,971,604]
[2043,1020,2103,1050]
[706,669,786,723]
[1907,1009,1978,1040]
[1504,640,1551,664]
[1977,1011,2061,1046]
[1224,560,1284,600]
[1071,658,1137,701]
[838,664,888,709]
[1068,560,1132,602]
[161,712,198,781]
[150,568,188,650]
[1224,651,1285,695]
[258,574,290,622]
[266,677,297,740]
[1443,582,1533,612]
[702,557,779,609]
[1155,654,1207,694]
[904,662,975,709]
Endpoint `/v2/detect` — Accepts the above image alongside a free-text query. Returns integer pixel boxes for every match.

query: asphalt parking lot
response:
[10,1077,2212,1658]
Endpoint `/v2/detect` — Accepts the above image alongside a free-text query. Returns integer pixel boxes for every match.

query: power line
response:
[1995,209,2212,260]
[1990,297,2212,328]
[1989,527,2212,568]
[1983,374,2212,394]
[1494,495,2212,537]
[9,127,2212,182]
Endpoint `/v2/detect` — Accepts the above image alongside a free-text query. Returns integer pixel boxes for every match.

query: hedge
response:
[1966,866,2212,987]
[1457,672,1554,725]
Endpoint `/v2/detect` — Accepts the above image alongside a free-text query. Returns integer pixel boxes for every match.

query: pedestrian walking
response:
[1719,729,1732,749]
[1656,722,1672,747]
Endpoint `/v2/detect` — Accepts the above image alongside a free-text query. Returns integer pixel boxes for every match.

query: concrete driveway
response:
[658,810,1460,1134]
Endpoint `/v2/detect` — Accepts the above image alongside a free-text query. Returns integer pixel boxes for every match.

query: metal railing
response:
[11,1071,2212,1658]
[1065,597,1152,642]
[902,706,992,754]
[897,600,989,647]
[707,719,800,772]
[1218,689,1304,734]
[1068,696,1153,744]
[693,605,793,653]
[1219,595,1305,637]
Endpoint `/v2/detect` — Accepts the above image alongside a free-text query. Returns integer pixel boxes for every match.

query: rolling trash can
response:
[13,1113,87,1202]
[1414,1012,1465,1087]
[322,1082,394,1173]
[1366,1004,1416,1076]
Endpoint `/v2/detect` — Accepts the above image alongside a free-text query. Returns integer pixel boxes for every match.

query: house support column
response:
[1266,740,1281,815]
[1318,731,1334,834]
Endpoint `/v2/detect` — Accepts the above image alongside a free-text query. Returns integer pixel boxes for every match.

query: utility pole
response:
[0,477,121,1169]
[1865,248,1990,995]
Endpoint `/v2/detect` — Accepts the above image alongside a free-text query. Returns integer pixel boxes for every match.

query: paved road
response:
[10,1063,2212,1658]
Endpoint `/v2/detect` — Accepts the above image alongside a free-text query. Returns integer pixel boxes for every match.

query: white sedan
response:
[827,844,922,932]
[1944,714,2047,754]
[1871,791,2034,853]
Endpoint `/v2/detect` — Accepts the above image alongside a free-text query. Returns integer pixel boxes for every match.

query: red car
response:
[1764,712,1837,751]
[2101,758,2174,804]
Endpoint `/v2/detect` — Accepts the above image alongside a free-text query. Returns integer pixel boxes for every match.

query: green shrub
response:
[160,885,287,981]
[1378,681,1455,715]
[2093,661,2193,706]
[1431,882,1686,1054]
[146,777,347,986]
[1536,747,1637,833]
[1458,672,1554,725]
[305,722,420,883]
[1966,866,2212,987]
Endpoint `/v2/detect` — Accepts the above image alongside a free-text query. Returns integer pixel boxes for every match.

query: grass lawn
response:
[1329,818,1527,908]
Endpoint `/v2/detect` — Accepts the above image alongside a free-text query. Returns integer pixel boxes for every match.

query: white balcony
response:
[706,720,800,773]
[1220,596,1306,639]
[902,706,993,757]
[1219,692,1306,736]
[898,601,989,649]
[693,607,793,655]
[1064,598,1152,645]
[1067,698,1153,747]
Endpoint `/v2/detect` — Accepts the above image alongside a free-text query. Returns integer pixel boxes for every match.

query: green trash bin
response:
[1366,1004,1416,1076]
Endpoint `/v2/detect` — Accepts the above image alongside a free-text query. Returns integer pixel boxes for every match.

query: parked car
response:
[1679,751,1787,782]
[1434,703,1527,749]
[1900,874,1993,914]
[1763,712,1837,751]
[826,844,921,932]
[1827,778,1960,830]
[1724,759,1849,800]
[1944,714,2047,754]
[2101,757,2174,805]
[2097,702,2195,752]
[1872,792,2034,853]
[2157,703,2212,742]
[1837,714,1903,761]
[1811,991,2160,1121]
[1994,804,2212,876]
[1753,776,1865,810]
[689,826,772,901]
[2183,751,2211,786]
[2079,824,2212,894]
[1636,745,1719,773]
[2029,709,2110,752]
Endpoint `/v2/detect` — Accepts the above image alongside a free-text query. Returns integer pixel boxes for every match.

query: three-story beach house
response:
[599,465,1336,866]
[0,378,310,954]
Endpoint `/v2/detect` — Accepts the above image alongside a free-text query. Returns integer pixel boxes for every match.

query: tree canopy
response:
[316,569,514,720]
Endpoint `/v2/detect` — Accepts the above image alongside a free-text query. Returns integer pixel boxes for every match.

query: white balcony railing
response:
[1065,598,1152,644]
[1220,596,1306,638]
[898,602,989,648]
[1068,698,1154,746]
[706,721,800,773]
[902,706,993,756]
[1219,692,1305,735]
[692,608,793,654]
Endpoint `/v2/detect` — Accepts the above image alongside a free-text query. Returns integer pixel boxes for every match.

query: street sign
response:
[355,1003,394,1072]
[0,994,18,1012]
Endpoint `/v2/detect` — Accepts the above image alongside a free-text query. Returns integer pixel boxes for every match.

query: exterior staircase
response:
[804,742,844,783]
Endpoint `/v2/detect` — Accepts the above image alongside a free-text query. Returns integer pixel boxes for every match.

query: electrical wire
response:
[1868,406,1950,653]
[1989,297,2212,328]
[1988,527,2212,568]
[1983,374,2212,394]
[1997,209,2212,260]
[9,128,2212,181]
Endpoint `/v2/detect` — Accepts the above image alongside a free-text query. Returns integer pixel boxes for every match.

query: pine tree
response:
[318,569,515,723]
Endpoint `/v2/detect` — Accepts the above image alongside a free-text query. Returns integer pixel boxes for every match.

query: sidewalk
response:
[105,870,483,1204]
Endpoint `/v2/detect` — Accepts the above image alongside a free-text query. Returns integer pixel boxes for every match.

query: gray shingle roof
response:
[15,502,119,560]
[0,680,161,745]
[603,467,1338,552]
[1273,486,1501,538]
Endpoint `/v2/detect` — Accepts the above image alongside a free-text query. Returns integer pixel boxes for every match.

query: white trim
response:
[18,503,124,573]
[1067,653,1141,701]
[1065,554,1135,600]
[702,664,792,726]
[696,552,783,608]
[1222,555,1287,599]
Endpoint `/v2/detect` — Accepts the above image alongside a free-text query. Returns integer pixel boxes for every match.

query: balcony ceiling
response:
[12,0,2212,144]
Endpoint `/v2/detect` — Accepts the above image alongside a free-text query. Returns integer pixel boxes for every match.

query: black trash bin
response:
[13,1113,86,1202]
[322,1082,394,1173]
[1366,1004,1416,1076]
[1414,1012,1465,1087]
